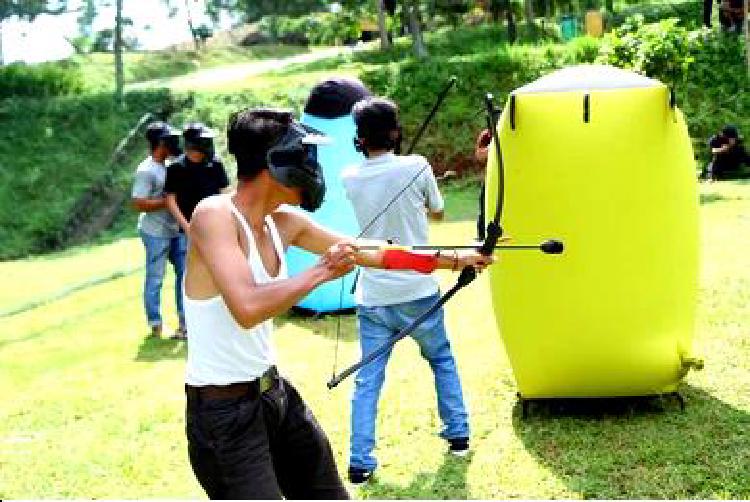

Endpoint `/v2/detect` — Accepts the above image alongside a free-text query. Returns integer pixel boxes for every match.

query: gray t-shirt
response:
[131,156,179,238]
[341,152,444,307]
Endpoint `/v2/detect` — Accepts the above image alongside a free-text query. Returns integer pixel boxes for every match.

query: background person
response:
[702,125,749,181]
[341,97,474,485]
[131,121,186,339]
[165,122,231,234]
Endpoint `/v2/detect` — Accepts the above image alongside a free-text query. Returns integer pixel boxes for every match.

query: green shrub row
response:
[0,61,85,99]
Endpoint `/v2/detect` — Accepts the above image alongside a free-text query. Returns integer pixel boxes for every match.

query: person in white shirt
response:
[341,97,472,485]
[182,108,490,499]
[130,122,186,339]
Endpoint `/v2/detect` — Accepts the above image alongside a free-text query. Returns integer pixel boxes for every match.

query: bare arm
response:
[131,196,167,212]
[190,204,355,329]
[166,193,190,233]
[275,208,491,271]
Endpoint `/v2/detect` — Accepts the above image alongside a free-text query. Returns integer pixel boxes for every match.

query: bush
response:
[257,11,361,46]
[0,61,84,99]
[597,15,695,84]
[611,0,704,30]
[567,35,602,63]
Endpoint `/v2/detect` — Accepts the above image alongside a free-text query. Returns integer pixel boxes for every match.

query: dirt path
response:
[128,46,356,91]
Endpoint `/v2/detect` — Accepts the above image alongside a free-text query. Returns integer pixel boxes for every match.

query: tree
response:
[524,0,535,34]
[377,0,391,50]
[114,0,123,105]
[406,0,428,58]
[0,0,67,64]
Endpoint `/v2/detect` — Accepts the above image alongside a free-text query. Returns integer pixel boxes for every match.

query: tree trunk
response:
[377,0,391,50]
[184,0,200,51]
[506,0,517,43]
[408,0,428,59]
[525,0,535,34]
[114,0,124,106]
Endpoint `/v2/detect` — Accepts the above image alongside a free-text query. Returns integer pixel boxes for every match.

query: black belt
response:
[186,366,279,401]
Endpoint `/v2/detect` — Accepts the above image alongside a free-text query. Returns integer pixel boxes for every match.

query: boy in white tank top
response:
[182,108,492,499]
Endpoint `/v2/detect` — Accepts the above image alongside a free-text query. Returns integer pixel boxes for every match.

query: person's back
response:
[342,96,469,486]
[342,152,442,306]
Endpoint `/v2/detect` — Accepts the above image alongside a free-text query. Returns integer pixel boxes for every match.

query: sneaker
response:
[170,326,187,340]
[447,437,470,457]
[348,466,373,485]
[148,325,162,339]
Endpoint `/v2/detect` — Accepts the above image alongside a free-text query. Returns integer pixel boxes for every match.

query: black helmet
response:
[145,121,181,155]
[304,77,372,119]
[267,121,329,212]
[183,122,215,155]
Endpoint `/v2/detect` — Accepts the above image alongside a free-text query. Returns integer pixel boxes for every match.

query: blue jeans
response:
[349,294,470,471]
[139,230,186,327]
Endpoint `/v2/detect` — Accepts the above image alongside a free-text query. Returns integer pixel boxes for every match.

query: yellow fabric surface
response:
[485,71,698,398]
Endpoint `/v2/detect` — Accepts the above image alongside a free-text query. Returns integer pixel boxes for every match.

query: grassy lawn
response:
[1,179,748,499]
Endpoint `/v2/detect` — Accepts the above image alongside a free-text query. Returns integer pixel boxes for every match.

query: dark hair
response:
[227,108,293,181]
[352,97,401,152]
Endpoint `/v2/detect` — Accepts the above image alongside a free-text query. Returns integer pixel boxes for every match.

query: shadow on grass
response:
[513,385,750,498]
[134,335,187,362]
[359,452,474,499]
[700,192,729,204]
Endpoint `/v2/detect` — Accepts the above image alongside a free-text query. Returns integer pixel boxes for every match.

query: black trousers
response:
[186,377,350,500]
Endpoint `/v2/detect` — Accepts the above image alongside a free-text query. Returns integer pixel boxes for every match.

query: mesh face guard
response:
[183,123,216,156]
[267,121,330,212]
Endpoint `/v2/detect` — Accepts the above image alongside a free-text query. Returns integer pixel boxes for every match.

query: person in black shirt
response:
[165,123,231,233]
[719,0,745,32]
[702,125,749,181]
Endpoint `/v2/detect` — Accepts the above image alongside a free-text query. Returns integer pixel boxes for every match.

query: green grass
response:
[1,180,748,498]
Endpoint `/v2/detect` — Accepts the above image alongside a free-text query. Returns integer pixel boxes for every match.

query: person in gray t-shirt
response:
[342,97,470,485]
[131,122,187,340]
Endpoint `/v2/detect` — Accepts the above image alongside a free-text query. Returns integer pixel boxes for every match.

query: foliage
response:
[0,61,84,99]
[610,0,704,30]
[257,11,362,45]
[0,90,170,259]
[0,0,65,21]
[597,15,695,84]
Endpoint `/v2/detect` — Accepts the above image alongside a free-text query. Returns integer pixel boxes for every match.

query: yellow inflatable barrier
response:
[485,65,700,399]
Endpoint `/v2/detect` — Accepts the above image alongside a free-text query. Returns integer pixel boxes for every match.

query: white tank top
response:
[184,200,288,386]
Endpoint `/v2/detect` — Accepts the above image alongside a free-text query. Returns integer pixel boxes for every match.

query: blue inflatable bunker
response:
[286,78,371,312]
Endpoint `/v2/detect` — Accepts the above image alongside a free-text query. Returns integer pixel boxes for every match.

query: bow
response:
[327,92,534,389]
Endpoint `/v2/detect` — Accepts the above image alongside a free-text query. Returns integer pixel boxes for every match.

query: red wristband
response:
[382,249,438,274]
